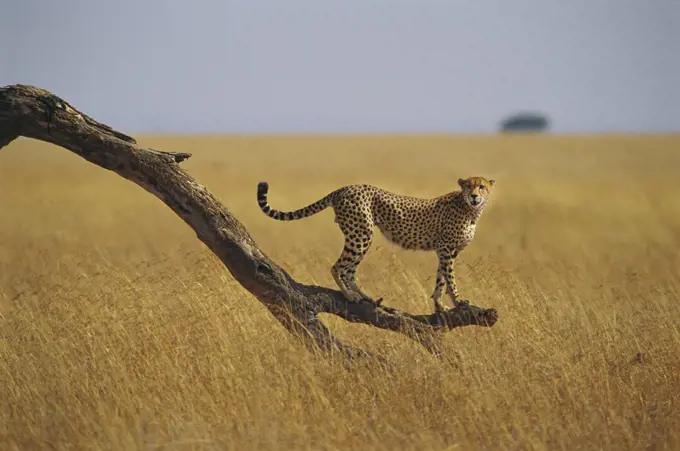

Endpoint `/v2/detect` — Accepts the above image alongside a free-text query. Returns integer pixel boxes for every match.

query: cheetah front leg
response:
[430,269,446,313]
[431,247,460,312]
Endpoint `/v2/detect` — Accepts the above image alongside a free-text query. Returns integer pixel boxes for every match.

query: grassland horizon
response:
[1,134,679,450]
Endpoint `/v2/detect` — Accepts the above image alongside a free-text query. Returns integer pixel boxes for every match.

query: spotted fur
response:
[257,177,495,312]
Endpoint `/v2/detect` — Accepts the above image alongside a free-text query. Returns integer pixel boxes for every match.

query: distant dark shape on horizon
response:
[500,113,550,133]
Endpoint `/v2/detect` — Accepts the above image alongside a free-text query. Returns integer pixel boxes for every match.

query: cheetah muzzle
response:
[256,177,495,313]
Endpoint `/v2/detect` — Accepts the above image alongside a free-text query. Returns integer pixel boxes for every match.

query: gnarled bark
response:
[0,84,498,360]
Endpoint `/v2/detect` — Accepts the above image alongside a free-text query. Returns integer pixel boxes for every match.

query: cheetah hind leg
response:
[331,233,381,305]
[331,265,364,303]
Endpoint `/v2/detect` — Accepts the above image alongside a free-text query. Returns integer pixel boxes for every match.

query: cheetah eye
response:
[479,185,485,190]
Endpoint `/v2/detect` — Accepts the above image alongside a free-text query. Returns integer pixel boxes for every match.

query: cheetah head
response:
[458,176,495,209]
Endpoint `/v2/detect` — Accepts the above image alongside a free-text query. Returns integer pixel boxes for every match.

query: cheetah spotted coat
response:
[257,177,495,312]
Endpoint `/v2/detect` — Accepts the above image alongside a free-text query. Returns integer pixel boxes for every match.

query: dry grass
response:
[1,134,679,450]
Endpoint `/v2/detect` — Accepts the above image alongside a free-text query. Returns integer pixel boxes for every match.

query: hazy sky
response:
[1,0,679,133]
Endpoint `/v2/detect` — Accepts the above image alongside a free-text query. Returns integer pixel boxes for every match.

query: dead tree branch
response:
[0,84,498,360]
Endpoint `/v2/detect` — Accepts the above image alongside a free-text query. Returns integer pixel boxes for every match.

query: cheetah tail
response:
[257,182,334,221]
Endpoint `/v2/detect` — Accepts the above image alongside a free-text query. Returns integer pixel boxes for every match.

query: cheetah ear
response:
[458,178,466,188]
[489,179,496,186]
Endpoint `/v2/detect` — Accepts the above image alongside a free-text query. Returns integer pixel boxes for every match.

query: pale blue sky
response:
[1,0,678,133]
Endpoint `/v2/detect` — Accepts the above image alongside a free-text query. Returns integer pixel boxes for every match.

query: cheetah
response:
[256,177,495,312]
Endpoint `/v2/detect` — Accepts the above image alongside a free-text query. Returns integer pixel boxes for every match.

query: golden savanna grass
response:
[1,134,680,450]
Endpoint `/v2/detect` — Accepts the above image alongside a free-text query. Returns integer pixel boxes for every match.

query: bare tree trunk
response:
[0,84,498,360]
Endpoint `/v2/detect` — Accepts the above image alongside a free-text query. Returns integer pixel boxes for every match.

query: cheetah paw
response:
[453,299,469,307]
[343,292,366,303]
